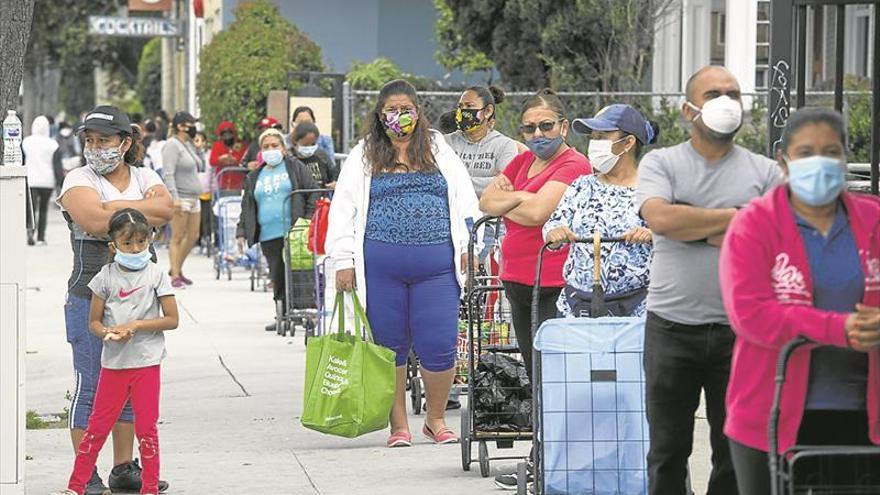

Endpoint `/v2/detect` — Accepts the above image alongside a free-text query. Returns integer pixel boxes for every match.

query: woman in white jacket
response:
[326,79,481,448]
[23,115,60,245]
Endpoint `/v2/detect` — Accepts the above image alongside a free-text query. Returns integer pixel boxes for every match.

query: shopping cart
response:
[459,216,530,478]
[277,188,332,342]
[519,234,652,495]
[770,337,880,495]
[211,167,262,289]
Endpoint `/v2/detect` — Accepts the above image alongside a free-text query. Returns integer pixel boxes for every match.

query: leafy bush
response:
[136,38,162,116]
[197,0,323,141]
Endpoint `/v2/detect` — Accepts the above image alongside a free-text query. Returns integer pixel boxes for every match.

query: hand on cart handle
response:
[545,225,578,247]
[622,227,653,244]
[846,304,880,351]
[336,268,356,292]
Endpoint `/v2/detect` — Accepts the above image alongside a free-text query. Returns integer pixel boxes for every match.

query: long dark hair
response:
[362,79,436,175]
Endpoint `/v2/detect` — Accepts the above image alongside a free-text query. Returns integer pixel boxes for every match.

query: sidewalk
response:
[24,212,713,494]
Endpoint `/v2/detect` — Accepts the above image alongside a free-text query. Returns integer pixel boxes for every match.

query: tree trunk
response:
[0,0,36,156]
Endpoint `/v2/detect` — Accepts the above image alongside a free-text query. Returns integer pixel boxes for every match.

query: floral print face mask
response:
[382,109,418,138]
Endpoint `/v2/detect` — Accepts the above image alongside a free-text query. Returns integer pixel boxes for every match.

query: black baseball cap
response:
[572,104,654,145]
[78,105,132,136]
[172,111,197,127]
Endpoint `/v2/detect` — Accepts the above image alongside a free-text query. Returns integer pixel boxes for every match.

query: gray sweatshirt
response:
[162,137,202,199]
[444,130,519,197]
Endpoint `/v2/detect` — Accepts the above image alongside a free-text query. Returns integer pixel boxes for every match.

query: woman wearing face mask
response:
[162,112,203,289]
[326,79,482,448]
[544,104,658,318]
[291,121,338,188]
[480,88,592,379]
[719,108,880,494]
[209,120,247,190]
[56,105,173,494]
[236,129,321,331]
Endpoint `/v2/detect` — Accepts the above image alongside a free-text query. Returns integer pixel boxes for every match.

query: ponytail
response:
[124,124,146,167]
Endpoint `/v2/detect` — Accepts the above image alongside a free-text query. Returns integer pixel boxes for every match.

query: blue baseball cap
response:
[572,104,655,145]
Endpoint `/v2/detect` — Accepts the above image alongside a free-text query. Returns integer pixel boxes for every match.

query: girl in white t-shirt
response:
[56,105,173,493]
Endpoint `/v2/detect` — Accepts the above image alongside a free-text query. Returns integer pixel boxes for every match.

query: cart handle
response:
[530,237,625,334]
[466,215,501,293]
[212,166,250,194]
[769,336,810,495]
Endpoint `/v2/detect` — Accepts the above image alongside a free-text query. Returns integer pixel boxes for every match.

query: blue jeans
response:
[364,239,459,372]
[65,293,133,429]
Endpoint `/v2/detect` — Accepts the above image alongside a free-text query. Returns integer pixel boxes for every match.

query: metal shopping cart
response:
[277,188,332,343]
[459,216,531,478]
[520,234,651,495]
[770,338,880,495]
[211,167,263,289]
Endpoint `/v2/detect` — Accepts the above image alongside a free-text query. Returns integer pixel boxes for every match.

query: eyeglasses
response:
[519,119,564,135]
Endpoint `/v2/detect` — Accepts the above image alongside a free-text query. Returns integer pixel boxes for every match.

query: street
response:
[24,212,713,494]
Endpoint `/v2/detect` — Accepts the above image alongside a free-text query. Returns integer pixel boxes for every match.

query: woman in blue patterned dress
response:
[543,104,659,317]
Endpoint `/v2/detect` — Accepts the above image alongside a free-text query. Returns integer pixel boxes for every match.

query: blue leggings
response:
[364,239,460,372]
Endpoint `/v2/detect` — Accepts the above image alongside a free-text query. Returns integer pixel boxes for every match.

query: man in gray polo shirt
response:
[636,66,780,495]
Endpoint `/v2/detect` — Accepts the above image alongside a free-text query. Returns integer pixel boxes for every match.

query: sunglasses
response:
[518,119,564,135]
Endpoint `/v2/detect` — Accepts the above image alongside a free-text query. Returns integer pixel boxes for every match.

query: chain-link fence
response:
[345,90,874,162]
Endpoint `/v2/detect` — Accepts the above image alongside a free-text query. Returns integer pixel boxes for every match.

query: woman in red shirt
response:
[480,88,592,378]
[208,120,248,190]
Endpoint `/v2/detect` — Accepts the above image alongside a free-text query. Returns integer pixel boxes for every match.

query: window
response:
[711,11,726,65]
[755,0,772,89]
[855,15,870,77]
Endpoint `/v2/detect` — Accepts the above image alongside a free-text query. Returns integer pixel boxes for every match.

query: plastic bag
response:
[472,352,531,432]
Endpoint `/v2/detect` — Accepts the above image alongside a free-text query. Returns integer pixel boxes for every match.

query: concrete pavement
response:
[23,212,713,494]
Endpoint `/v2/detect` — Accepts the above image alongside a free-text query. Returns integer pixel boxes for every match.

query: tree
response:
[23,0,147,121]
[432,0,494,79]
[0,0,35,157]
[197,0,324,141]
[136,38,162,116]
[437,0,677,91]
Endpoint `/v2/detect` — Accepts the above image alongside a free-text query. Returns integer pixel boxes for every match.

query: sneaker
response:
[179,274,193,285]
[85,467,111,495]
[27,237,35,246]
[171,277,186,289]
[493,462,533,491]
[265,321,278,332]
[37,240,48,246]
[445,399,462,410]
[108,459,168,493]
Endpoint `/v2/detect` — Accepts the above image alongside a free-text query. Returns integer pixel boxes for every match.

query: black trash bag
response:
[472,352,532,432]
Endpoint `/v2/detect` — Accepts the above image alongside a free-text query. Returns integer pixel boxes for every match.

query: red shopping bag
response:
[308,198,331,255]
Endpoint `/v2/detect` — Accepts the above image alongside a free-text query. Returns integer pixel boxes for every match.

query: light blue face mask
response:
[526,136,564,160]
[298,144,318,158]
[786,155,846,207]
[263,149,284,166]
[115,248,152,271]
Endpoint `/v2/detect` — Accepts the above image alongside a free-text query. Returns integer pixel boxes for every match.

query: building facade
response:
[652,0,876,94]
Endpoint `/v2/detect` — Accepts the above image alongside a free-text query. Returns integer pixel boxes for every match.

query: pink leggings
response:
[68,365,161,495]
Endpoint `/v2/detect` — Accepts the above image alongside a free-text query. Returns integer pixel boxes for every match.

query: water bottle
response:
[3,110,23,166]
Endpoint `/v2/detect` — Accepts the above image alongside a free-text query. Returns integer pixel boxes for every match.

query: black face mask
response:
[186,127,197,139]
[222,137,235,147]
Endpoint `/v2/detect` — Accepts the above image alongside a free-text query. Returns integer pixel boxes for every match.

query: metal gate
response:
[768,0,879,194]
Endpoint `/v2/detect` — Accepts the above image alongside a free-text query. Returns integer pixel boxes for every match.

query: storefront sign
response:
[88,16,181,37]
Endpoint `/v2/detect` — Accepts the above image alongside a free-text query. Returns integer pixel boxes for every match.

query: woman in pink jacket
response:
[719,107,880,493]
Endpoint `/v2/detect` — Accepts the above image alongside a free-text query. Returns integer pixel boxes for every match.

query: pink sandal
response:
[387,431,412,448]
[422,423,459,444]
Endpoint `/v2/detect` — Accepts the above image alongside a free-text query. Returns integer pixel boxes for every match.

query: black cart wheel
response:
[410,378,422,415]
[478,440,490,477]
[460,407,471,471]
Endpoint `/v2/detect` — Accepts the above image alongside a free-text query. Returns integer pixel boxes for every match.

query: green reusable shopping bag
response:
[287,218,313,270]
[301,292,396,438]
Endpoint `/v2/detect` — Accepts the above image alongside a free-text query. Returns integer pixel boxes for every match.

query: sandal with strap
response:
[387,431,412,448]
[422,423,459,444]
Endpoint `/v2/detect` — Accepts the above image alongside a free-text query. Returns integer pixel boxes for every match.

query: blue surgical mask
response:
[298,144,318,158]
[263,149,284,167]
[526,136,564,161]
[115,248,152,271]
[786,155,846,206]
